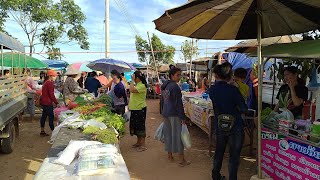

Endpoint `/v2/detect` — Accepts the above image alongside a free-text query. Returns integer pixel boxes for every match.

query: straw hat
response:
[65,67,80,75]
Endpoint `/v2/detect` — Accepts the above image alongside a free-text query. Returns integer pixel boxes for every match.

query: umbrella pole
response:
[257,9,263,179]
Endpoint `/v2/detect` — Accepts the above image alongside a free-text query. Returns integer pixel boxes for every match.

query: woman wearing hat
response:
[40,70,59,136]
[63,67,85,103]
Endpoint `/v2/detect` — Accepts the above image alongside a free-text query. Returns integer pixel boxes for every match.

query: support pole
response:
[257,6,263,179]
[147,32,160,83]
[105,0,110,58]
[19,53,21,75]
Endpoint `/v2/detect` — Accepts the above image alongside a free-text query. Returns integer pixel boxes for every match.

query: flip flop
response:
[40,132,49,137]
[179,160,191,167]
[136,146,147,152]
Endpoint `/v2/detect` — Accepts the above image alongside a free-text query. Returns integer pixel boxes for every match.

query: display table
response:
[261,127,320,180]
[34,127,130,180]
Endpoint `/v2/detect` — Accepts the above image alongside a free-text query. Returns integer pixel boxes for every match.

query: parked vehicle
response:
[0,32,27,154]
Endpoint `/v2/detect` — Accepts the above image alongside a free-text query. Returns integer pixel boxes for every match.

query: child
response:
[234,68,250,102]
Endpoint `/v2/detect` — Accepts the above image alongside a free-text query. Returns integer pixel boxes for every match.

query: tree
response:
[47,47,64,60]
[181,39,199,77]
[135,35,150,64]
[135,34,176,67]
[0,0,89,57]
[150,34,175,65]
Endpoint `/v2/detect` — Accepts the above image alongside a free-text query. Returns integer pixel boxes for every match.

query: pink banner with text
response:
[261,128,320,180]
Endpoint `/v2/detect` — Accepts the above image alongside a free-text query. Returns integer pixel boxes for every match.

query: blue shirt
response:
[84,77,102,97]
[209,81,248,131]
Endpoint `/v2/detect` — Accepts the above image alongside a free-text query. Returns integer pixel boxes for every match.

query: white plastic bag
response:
[53,140,101,166]
[123,111,131,122]
[154,122,165,143]
[181,124,192,149]
[83,120,107,130]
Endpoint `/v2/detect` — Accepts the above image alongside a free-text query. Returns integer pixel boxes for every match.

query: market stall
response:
[248,40,320,180]
[35,93,130,179]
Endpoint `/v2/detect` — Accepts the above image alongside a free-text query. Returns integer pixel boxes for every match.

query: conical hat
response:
[65,67,80,75]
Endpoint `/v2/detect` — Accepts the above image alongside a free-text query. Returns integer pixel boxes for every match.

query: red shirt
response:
[41,80,58,106]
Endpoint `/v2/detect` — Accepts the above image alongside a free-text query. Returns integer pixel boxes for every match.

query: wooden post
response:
[147,32,160,83]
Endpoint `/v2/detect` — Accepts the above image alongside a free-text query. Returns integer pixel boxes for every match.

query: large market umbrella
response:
[87,58,136,73]
[154,0,320,178]
[0,53,48,69]
[68,62,92,72]
[225,35,302,53]
[42,60,69,70]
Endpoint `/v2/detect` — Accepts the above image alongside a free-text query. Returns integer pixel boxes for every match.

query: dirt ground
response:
[0,99,256,180]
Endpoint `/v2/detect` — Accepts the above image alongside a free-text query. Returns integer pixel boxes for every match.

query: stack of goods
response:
[76,144,119,176]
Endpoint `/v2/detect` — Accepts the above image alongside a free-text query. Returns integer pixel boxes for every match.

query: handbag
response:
[213,101,236,132]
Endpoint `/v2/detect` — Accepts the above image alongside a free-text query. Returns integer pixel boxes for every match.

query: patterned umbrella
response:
[68,62,92,72]
[154,0,320,178]
[87,58,136,73]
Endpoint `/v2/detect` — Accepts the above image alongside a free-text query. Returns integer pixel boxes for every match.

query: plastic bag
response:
[83,120,107,130]
[181,124,192,149]
[123,111,131,122]
[53,106,69,118]
[277,108,294,121]
[154,122,165,143]
[53,140,101,166]
[79,144,118,157]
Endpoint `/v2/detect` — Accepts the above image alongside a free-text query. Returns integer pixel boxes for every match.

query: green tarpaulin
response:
[249,39,320,58]
[0,53,48,69]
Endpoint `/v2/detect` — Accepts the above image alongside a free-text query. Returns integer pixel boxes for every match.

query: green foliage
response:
[103,114,126,135]
[135,35,150,64]
[96,129,118,144]
[83,126,100,135]
[272,59,313,82]
[135,34,176,66]
[180,40,199,63]
[98,94,113,107]
[261,107,273,123]
[0,0,89,56]
[47,47,64,60]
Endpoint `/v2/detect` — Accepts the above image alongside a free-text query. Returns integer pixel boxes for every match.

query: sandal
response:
[179,160,191,167]
[40,131,49,137]
[136,146,147,152]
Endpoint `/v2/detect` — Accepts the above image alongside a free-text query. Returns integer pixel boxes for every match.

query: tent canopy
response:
[249,39,320,59]
[0,53,48,69]
[0,32,25,52]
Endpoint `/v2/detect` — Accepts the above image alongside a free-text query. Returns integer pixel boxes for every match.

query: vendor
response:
[63,67,85,103]
[274,66,308,119]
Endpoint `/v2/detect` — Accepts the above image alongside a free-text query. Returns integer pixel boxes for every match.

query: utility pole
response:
[147,32,160,83]
[105,0,110,58]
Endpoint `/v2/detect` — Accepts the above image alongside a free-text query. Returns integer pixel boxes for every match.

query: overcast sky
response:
[5,0,239,64]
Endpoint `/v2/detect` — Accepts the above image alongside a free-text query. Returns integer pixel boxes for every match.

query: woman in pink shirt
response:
[24,68,36,121]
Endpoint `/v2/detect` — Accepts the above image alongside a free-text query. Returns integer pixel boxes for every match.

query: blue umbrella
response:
[42,60,69,70]
[131,63,143,68]
[87,58,136,73]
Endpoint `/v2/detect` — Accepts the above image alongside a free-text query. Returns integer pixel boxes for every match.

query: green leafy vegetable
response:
[83,126,100,135]
[96,129,118,144]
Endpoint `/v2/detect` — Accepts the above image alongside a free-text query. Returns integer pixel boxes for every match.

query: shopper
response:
[209,63,248,180]
[85,71,102,97]
[233,68,250,103]
[161,67,190,167]
[77,72,87,88]
[40,70,59,136]
[64,67,83,103]
[120,72,128,89]
[24,68,36,121]
[129,70,147,152]
[111,71,127,115]
[274,66,308,119]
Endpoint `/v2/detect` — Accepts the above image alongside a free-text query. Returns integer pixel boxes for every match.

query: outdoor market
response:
[1,0,320,180]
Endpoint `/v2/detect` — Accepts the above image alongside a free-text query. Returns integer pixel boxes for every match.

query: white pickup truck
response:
[0,32,27,153]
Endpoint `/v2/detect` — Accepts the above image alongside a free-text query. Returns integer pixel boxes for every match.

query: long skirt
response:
[163,117,184,153]
[130,107,147,138]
